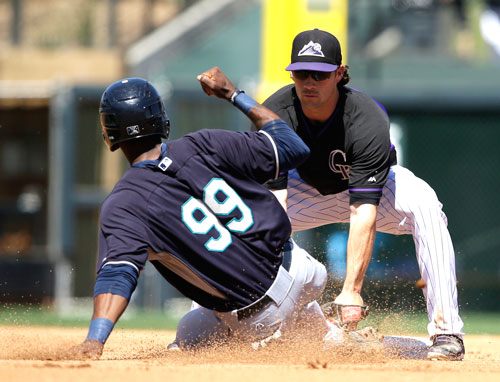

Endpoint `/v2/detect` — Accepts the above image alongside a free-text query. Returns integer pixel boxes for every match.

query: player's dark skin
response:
[69,66,283,360]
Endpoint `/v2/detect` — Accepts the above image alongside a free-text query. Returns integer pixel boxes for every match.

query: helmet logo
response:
[126,125,140,135]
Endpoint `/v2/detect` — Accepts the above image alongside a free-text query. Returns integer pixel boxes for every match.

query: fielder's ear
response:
[335,65,345,83]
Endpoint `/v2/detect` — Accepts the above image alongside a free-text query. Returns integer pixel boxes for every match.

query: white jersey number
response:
[181,178,254,252]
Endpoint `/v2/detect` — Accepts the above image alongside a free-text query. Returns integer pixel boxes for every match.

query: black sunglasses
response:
[292,70,332,81]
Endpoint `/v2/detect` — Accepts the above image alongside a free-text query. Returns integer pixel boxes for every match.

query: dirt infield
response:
[0,326,499,382]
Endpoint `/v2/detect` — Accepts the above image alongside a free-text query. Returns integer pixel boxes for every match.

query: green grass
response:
[0,304,179,330]
[362,311,500,335]
[460,311,500,334]
[1,304,499,334]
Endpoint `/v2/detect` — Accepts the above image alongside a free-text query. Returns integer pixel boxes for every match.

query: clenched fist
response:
[197,66,237,101]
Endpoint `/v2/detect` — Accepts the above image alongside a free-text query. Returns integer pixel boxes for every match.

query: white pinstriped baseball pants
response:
[287,165,464,338]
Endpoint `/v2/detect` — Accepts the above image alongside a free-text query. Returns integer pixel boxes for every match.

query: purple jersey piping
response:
[349,188,383,192]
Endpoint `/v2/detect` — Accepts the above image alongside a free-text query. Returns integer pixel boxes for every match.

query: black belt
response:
[236,245,292,321]
[236,295,274,321]
[282,241,292,271]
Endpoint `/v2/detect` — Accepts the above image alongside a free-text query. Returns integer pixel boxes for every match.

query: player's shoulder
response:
[263,85,299,129]
[101,168,157,214]
[175,129,269,165]
[166,130,220,157]
[343,86,389,119]
[181,128,243,149]
[263,84,295,111]
[185,128,268,146]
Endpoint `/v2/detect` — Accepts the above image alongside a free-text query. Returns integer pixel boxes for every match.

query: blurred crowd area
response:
[0,0,499,84]
[0,0,197,82]
[348,0,500,62]
[0,0,499,67]
[0,0,197,49]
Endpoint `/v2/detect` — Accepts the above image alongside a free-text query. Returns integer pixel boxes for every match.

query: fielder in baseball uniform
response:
[262,29,465,361]
[68,67,342,360]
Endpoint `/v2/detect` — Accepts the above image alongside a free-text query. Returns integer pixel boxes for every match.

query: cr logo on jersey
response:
[329,149,351,180]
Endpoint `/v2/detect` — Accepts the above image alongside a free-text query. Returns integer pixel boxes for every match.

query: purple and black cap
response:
[286,29,342,72]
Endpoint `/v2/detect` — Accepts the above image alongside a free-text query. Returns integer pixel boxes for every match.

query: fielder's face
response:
[292,66,344,118]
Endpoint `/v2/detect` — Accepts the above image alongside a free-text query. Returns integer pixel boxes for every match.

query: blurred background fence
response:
[1,0,499,318]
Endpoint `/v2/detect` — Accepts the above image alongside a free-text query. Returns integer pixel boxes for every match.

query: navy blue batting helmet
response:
[99,78,170,151]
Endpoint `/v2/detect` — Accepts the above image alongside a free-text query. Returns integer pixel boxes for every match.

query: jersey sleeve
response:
[347,96,393,206]
[96,197,149,273]
[260,120,310,172]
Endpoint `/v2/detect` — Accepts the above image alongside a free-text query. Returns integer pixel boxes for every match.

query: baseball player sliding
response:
[68,66,359,360]
[261,29,465,361]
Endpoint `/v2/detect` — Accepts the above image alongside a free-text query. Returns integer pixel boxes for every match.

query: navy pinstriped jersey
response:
[97,129,291,312]
[263,85,397,205]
